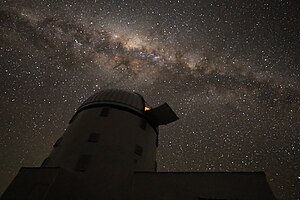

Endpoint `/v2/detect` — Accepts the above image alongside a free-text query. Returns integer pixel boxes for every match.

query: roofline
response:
[70,102,159,135]
[134,171,267,175]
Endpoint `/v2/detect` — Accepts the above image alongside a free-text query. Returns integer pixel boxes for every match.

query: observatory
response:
[1,89,275,199]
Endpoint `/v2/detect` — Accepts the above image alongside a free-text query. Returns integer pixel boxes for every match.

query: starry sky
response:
[0,0,299,199]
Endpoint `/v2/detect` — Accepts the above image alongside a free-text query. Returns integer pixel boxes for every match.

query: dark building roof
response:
[78,89,145,113]
[132,171,276,200]
[1,168,276,200]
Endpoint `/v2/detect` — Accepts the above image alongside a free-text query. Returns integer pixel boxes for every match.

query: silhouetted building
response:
[1,89,276,199]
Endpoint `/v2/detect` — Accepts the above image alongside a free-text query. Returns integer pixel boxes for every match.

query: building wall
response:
[132,172,276,200]
[44,106,157,199]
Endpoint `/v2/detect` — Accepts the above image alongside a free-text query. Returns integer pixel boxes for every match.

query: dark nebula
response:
[0,0,299,199]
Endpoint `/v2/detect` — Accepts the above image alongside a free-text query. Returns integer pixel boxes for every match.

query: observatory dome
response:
[78,89,145,113]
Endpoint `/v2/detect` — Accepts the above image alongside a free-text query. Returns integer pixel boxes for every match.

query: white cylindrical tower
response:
[42,89,178,199]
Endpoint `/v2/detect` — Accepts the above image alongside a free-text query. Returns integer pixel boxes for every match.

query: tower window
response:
[134,145,143,156]
[140,119,147,130]
[74,155,91,172]
[100,107,110,117]
[53,137,63,147]
[41,157,50,167]
[88,133,100,143]
[69,113,77,124]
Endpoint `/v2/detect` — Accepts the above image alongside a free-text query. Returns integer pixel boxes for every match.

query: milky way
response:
[0,1,299,199]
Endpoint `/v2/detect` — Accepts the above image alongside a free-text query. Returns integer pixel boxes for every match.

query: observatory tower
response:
[1,89,178,199]
[1,89,275,200]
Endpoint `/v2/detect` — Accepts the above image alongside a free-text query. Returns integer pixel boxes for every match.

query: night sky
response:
[0,0,299,199]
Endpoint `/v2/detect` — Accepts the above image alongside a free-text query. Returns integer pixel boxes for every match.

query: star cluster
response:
[0,0,299,199]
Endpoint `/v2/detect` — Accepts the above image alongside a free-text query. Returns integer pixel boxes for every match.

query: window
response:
[69,113,78,124]
[74,155,91,172]
[88,133,100,143]
[134,145,143,156]
[53,137,63,147]
[100,107,110,117]
[41,157,50,167]
[140,119,147,130]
